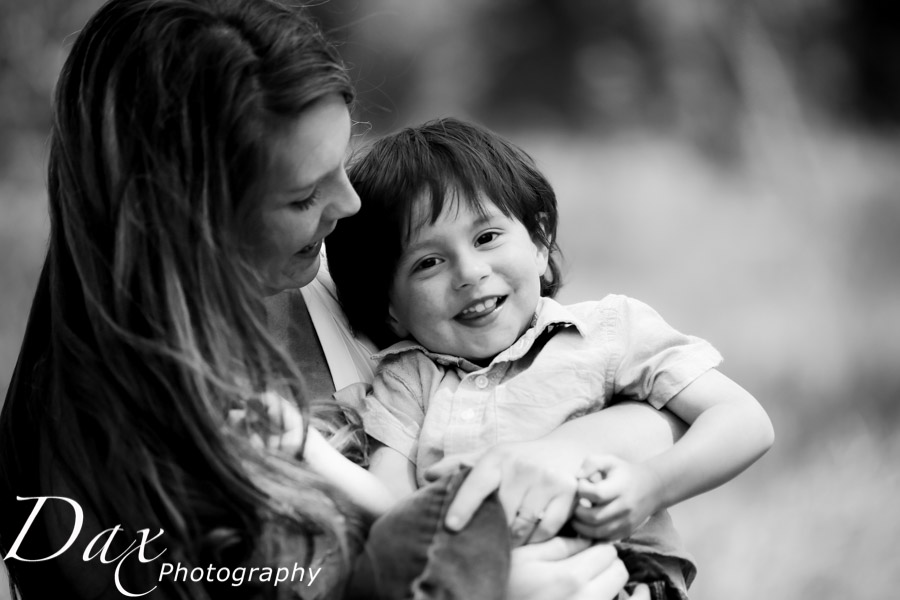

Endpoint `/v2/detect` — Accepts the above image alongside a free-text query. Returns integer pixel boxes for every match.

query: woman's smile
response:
[248,95,360,295]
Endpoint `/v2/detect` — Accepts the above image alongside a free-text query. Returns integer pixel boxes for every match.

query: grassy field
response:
[2,124,898,599]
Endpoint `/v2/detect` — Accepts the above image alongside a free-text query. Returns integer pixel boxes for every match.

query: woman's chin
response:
[263,258,320,295]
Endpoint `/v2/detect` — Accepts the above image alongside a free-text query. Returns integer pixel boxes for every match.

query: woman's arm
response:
[426,401,687,542]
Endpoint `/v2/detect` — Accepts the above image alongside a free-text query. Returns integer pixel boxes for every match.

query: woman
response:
[0,0,678,598]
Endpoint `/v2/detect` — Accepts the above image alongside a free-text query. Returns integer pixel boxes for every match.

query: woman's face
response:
[248,94,360,294]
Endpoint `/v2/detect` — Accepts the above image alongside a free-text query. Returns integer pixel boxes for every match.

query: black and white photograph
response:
[2,1,898,598]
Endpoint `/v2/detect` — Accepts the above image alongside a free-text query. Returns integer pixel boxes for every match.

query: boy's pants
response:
[347,467,691,600]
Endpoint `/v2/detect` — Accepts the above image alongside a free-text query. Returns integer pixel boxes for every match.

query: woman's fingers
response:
[443,456,504,531]
[572,557,629,600]
[557,541,619,577]
[443,442,579,534]
[422,455,467,482]
[627,583,651,600]
[511,535,591,562]
[555,542,628,600]
[498,474,533,527]
[528,491,575,544]
[503,472,577,545]
[509,539,630,600]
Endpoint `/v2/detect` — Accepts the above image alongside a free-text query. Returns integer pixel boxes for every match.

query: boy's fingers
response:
[569,517,627,542]
[577,478,619,505]
[574,498,627,526]
[578,454,622,478]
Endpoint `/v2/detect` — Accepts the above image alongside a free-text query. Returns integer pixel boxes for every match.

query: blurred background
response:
[2,0,899,598]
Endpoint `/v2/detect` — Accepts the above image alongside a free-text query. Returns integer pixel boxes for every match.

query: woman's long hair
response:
[1,0,359,597]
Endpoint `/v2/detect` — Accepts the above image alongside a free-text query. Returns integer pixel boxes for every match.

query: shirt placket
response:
[444,367,499,457]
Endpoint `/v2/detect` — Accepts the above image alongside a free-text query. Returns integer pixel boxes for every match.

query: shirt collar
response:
[371,297,587,372]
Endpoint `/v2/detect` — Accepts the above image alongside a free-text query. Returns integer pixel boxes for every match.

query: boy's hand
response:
[571,455,664,541]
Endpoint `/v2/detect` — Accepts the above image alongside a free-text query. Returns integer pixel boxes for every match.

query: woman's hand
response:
[425,439,585,546]
[508,538,648,600]
[425,402,686,546]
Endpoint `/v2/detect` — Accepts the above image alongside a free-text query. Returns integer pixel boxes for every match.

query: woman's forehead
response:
[265,95,351,196]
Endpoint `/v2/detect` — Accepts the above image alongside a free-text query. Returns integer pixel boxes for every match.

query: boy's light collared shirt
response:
[358,295,723,487]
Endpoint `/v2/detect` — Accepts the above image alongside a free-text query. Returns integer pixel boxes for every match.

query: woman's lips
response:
[295,238,322,257]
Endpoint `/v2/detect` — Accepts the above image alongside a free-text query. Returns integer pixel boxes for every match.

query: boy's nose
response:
[453,254,491,289]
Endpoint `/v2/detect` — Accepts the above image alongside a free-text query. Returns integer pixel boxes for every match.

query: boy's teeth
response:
[463,297,498,315]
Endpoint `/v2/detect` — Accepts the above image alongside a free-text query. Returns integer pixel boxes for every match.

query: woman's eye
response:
[290,189,319,211]
[475,231,500,246]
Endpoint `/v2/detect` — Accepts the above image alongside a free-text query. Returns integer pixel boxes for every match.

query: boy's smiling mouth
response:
[456,295,507,321]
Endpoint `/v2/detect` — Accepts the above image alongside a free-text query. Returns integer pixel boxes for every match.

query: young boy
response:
[326,118,774,598]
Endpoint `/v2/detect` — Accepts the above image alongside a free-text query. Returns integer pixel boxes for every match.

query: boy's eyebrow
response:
[400,211,498,258]
[399,238,432,260]
[473,214,493,227]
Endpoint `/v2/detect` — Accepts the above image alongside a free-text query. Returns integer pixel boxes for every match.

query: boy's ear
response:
[534,212,552,275]
[536,212,550,235]
[534,241,551,277]
[386,304,409,338]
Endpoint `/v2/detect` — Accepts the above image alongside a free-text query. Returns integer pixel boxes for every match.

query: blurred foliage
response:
[3,0,900,169]
[307,0,900,149]
[3,2,900,599]
[0,0,102,167]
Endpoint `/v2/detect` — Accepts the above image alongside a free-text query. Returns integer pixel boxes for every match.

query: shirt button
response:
[475,375,489,389]
[461,408,475,421]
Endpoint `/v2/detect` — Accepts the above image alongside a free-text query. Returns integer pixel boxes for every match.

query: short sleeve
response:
[611,296,723,409]
[351,355,431,462]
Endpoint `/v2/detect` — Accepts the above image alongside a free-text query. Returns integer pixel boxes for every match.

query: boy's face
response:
[387,194,549,362]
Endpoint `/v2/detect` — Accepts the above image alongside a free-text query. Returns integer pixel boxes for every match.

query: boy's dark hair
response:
[327,118,562,349]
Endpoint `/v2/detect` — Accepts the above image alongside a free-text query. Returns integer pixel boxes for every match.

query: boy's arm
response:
[303,427,399,519]
[647,368,774,506]
[574,368,774,540]
[367,443,419,500]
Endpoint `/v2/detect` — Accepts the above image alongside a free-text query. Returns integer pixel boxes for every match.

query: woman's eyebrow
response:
[278,162,345,197]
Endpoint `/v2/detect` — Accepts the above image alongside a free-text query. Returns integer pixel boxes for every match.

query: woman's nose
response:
[453,252,491,289]
[324,170,361,221]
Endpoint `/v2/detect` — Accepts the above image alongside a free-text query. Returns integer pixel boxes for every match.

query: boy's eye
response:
[475,231,500,246]
[413,256,442,272]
